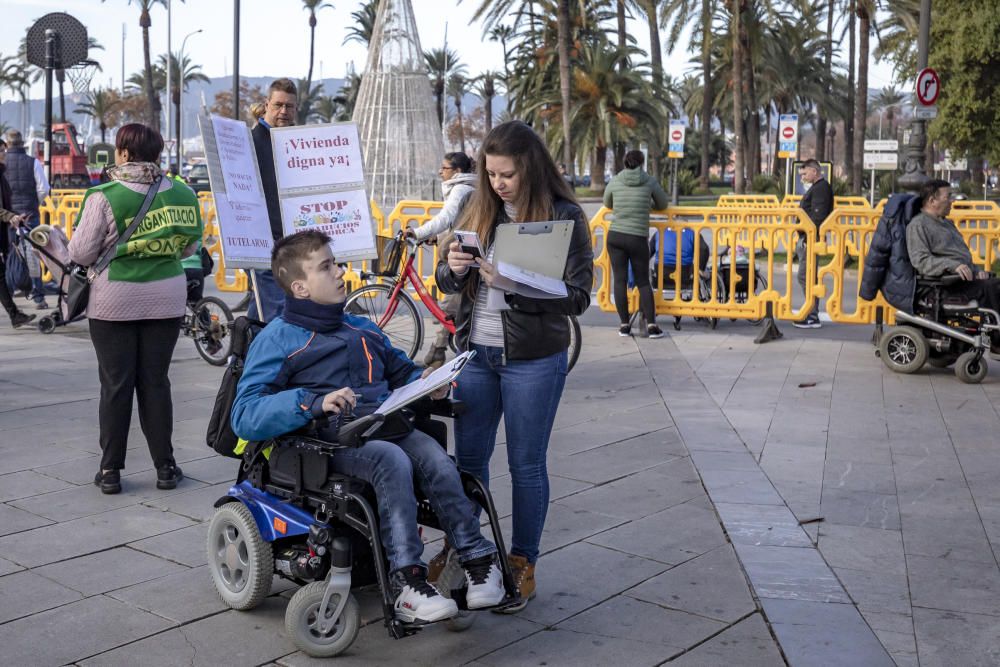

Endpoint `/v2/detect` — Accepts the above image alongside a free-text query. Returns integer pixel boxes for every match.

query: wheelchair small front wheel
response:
[207,502,273,610]
[955,351,988,384]
[879,326,928,374]
[285,582,360,658]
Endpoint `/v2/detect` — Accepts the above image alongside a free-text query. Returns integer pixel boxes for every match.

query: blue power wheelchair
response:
[205,319,520,658]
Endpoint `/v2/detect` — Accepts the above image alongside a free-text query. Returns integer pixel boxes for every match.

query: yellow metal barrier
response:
[591,206,819,322]
[717,194,781,208]
[782,194,872,208]
[818,207,895,324]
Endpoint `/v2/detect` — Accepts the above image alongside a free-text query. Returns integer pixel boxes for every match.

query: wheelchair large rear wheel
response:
[207,502,273,610]
[879,326,928,374]
[955,351,988,384]
[285,582,361,658]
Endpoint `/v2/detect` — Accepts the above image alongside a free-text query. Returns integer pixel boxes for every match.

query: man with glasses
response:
[793,159,833,329]
[907,179,1000,334]
[249,78,298,321]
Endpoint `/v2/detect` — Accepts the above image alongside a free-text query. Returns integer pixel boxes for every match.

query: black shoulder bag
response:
[62,176,163,321]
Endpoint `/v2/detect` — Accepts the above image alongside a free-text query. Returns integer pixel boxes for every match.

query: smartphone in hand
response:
[454,230,484,261]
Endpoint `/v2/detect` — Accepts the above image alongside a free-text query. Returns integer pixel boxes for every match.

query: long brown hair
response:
[458,121,576,244]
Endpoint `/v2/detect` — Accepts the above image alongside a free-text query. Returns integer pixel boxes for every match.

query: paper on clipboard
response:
[486,221,573,307]
[375,351,476,416]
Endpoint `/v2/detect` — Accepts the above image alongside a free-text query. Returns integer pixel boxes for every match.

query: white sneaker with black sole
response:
[463,555,506,609]
[392,565,458,623]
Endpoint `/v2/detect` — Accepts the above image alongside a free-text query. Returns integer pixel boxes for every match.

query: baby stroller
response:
[22,224,80,334]
[206,318,520,658]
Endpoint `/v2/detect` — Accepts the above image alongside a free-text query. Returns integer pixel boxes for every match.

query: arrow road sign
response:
[916,68,940,106]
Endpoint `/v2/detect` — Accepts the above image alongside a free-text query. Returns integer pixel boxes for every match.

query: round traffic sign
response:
[782,126,795,139]
[671,130,682,141]
[916,68,940,106]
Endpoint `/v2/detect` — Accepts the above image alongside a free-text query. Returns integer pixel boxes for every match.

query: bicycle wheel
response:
[344,283,424,360]
[193,296,235,366]
[567,315,582,373]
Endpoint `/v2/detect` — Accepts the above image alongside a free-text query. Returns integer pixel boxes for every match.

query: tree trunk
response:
[306,14,316,93]
[645,0,663,180]
[732,0,744,193]
[699,0,712,191]
[846,0,856,190]
[456,102,466,153]
[815,0,834,162]
[141,11,161,131]
[852,6,869,196]
[591,145,607,192]
[485,95,493,134]
[741,26,759,180]
[616,0,627,69]
[556,0,574,181]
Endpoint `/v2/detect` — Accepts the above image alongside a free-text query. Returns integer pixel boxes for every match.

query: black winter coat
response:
[435,198,594,361]
[859,193,920,313]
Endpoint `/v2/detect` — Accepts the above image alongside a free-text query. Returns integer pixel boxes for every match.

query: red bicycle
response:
[344,230,581,371]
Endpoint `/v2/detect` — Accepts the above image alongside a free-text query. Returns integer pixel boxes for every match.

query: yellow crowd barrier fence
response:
[34,189,1000,329]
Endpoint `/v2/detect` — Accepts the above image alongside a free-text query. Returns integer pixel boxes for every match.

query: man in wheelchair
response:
[907,179,1000,355]
[230,230,505,625]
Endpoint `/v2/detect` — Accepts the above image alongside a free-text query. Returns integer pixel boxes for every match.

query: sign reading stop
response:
[916,68,940,106]
[668,120,686,159]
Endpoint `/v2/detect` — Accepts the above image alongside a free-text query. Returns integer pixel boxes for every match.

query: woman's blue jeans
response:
[453,344,568,563]
[327,429,495,573]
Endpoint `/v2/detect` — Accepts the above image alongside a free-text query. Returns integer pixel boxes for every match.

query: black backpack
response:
[206,316,265,458]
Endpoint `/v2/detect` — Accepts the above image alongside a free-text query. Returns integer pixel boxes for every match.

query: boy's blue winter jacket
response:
[231,313,422,441]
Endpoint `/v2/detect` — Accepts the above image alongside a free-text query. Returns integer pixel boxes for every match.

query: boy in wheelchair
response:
[230,230,505,624]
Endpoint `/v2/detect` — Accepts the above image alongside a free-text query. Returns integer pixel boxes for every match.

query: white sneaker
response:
[392,566,458,623]
[463,555,505,609]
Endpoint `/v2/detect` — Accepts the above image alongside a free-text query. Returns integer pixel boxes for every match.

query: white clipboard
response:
[375,351,476,416]
[493,220,574,279]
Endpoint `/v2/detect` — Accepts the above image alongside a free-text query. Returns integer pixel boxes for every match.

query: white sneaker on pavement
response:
[463,555,505,609]
[392,565,458,623]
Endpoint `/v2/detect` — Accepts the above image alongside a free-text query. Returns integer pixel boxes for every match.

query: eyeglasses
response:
[269,102,296,111]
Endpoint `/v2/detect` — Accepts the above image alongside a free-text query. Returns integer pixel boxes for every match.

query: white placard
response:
[211,116,262,202]
[198,114,273,269]
[914,106,938,120]
[269,122,376,262]
[270,123,365,192]
[279,188,373,258]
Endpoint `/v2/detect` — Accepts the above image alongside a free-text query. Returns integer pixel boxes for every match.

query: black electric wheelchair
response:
[206,322,520,658]
[876,274,1000,384]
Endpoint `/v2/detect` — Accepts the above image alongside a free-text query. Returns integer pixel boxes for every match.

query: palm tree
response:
[424,48,467,128]
[296,78,325,125]
[310,95,341,123]
[159,53,209,167]
[873,85,905,140]
[74,88,121,142]
[474,71,503,134]
[731,0,744,193]
[343,0,379,46]
[301,0,333,124]
[556,0,574,181]
[488,25,516,111]
[106,0,169,131]
[852,0,874,194]
[447,73,472,153]
[334,71,363,120]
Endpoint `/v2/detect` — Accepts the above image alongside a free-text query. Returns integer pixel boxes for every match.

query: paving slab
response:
[33,546,188,596]
[128,522,211,567]
[760,598,895,666]
[666,613,787,667]
[478,627,675,666]
[0,469,75,502]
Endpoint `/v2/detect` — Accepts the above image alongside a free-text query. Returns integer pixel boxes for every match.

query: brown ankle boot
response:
[499,553,535,613]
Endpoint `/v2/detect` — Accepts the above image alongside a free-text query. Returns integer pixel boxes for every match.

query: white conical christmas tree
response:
[352,0,445,214]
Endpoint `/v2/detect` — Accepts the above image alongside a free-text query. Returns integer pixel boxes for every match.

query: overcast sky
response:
[3,0,898,100]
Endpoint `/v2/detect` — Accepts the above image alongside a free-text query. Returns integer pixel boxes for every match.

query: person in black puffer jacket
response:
[859,193,920,313]
[0,144,36,329]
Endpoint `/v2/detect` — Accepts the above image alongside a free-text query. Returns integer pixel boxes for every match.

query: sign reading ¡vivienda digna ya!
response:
[198,114,274,270]
[269,122,376,263]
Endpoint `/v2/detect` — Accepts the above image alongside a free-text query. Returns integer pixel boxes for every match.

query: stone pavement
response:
[1,290,999,665]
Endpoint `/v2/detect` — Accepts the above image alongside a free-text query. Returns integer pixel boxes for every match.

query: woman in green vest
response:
[68,123,204,495]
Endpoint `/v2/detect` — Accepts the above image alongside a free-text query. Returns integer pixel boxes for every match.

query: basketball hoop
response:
[66,59,99,95]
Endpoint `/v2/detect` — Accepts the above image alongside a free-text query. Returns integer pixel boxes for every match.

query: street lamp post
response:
[899,0,932,192]
[177,29,202,177]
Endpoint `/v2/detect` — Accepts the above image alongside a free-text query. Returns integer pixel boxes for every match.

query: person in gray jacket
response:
[603,150,669,338]
[408,152,476,367]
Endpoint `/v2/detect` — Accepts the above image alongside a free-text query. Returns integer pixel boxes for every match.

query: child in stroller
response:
[228,230,510,630]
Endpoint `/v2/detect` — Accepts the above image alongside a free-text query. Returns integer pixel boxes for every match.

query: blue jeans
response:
[327,429,496,572]
[453,344,568,563]
[247,269,285,322]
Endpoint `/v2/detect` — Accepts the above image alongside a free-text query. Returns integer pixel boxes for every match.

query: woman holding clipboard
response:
[434,121,594,612]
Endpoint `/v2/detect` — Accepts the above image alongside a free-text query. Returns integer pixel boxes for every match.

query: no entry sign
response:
[778,114,798,159]
[916,68,940,106]
[668,120,686,159]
